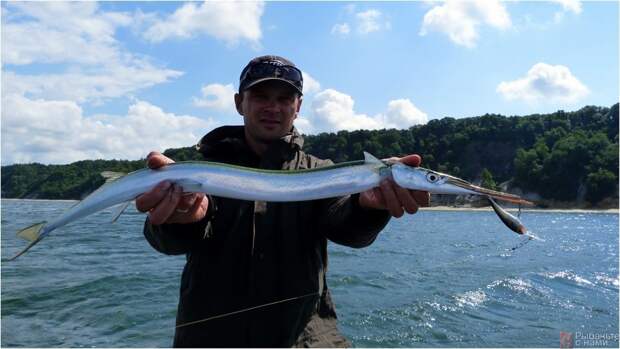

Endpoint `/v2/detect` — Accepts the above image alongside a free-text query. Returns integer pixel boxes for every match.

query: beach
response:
[425,205,619,214]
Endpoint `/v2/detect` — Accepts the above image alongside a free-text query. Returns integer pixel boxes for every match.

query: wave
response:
[487,277,535,295]
[594,272,620,288]
[454,290,486,308]
[540,270,594,286]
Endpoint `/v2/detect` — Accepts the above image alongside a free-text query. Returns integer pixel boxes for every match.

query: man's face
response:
[235,80,302,144]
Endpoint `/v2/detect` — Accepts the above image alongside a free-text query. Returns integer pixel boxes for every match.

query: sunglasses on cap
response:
[239,61,303,94]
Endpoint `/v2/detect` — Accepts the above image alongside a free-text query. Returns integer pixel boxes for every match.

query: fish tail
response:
[5,222,47,261]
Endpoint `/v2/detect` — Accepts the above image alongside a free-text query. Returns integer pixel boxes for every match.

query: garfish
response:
[7,152,533,261]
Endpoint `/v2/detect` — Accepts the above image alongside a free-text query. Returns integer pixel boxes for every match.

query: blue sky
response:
[2,1,618,165]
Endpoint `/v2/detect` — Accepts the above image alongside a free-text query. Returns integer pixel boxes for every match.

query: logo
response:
[560,332,574,348]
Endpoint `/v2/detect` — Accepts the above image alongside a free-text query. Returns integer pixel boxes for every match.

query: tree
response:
[586,169,618,204]
[480,168,497,190]
[2,103,617,203]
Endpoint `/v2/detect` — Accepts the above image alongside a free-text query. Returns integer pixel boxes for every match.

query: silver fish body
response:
[8,152,532,260]
[46,156,388,231]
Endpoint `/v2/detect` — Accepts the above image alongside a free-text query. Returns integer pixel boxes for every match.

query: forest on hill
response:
[2,104,618,207]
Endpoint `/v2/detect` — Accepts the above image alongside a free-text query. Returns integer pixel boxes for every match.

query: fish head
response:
[391,163,534,205]
[391,163,467,194]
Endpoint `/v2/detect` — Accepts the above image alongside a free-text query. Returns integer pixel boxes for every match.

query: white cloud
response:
[5,1,131,35]
[302,72,321,95]
[356,10,383,34]
[307,89,427,133]
[384,99,429,127]
[2,2,182,104]
[2,2,131,66]
[331,23,351,36]
[496,63,589,104]
[1,94,217,165]
[551,0,582,14]
[516,1,582,29]
[293,116,314,135]
[356,9,391,34]
[419,0,511,48]
[3,67,182,105]
[3,21,119,66]
[193,83,237,112]
[1,2,206,165]
[311,89,381,131]
[550,0,582,24]
[331,7,389,38]
[143,1,264,47]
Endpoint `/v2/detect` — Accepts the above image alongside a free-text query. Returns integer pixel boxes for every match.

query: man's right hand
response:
[135,152,209,225]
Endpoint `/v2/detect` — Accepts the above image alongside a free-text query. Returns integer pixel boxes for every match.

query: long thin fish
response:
[7,152,533,261]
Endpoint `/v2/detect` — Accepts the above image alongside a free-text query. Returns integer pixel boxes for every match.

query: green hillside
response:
[2,104,618,207]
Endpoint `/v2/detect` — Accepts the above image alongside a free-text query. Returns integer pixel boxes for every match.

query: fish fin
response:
[5,222,47,261]
[101,171,126,183]
[110,201,132,223]
[17,221,46,242]
[363,152,383,165]
[175,179,203,193]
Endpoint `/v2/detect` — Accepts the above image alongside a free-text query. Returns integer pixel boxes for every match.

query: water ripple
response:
[2,200,618,347]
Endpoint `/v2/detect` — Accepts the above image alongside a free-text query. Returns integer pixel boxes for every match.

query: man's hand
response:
[359,154,430,218]
[135,152,209,225]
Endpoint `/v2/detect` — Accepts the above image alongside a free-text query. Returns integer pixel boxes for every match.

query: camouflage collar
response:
[196,125,304,165]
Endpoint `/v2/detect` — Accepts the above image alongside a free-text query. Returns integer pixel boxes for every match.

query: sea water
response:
[1,199,618,347]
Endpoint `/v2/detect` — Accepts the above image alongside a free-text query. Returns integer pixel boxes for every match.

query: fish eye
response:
[426,172,440,183]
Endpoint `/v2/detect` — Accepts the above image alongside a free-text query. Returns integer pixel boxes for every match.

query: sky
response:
[1,0,618,165]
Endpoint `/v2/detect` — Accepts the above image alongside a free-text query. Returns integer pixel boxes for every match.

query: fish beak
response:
[444,176,534,206]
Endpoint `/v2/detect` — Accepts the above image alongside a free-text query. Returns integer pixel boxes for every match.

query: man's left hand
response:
[359,154,430,217]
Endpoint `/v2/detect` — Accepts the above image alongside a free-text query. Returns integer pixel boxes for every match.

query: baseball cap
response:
[239,55,303,95]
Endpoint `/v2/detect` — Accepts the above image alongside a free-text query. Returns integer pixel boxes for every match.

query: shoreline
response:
[1,198,79,203]
[2,198,618,214]
[425,205,619,214]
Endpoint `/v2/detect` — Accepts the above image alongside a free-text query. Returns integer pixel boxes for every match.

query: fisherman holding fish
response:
[7,54,532,345]
[135,55,430,347]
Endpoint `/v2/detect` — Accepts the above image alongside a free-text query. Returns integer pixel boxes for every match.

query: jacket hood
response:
[196,125,304,163]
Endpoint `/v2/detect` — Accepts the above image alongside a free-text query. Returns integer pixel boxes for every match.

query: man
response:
[136,55,429,347]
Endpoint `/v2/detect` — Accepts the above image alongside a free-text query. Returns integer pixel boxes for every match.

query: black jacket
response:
[144,126,390,347]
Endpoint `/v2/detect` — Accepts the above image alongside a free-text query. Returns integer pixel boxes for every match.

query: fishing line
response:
[509,204,528,250]
[175,291,319,329]
[508,203,537,251]
[510,236,533,251]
